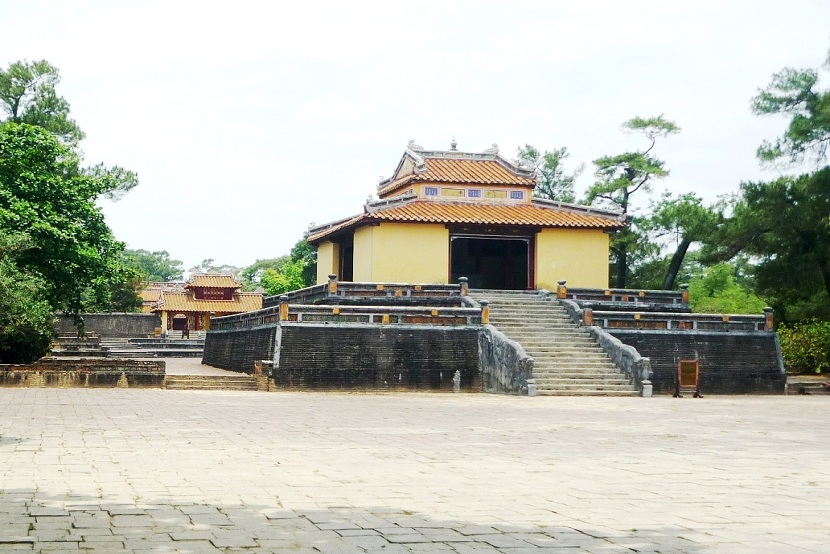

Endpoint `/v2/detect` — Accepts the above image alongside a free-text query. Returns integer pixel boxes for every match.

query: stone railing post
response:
[279,295,289,321]
[582,307,593,326]
[680,283,689,304]
[764,307,774,331]
[327,274,338,296]
[480,300,490,325]
[556,280,567,299]
[459,276,469,296]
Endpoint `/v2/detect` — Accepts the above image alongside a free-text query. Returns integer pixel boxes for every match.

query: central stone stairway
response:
[471,290,638,396]
[164,375,258,391]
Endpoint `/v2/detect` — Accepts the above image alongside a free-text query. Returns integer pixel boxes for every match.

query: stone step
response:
[165,375,258,391]
[533,369,627,378]
[537,389,640,397]
[533,358,616,365]
[471,291,638,396]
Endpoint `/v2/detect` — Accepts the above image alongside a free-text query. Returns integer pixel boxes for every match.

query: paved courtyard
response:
[0,385,828,553]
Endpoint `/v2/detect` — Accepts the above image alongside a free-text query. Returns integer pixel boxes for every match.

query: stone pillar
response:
[480,300,490,325]
[556,280,567,299]
[459,276,469,296]
[328,274,338,296]
[680,283,690,304]
[279,295,289,321]
[582,307,593,326]
[764,307,774,331]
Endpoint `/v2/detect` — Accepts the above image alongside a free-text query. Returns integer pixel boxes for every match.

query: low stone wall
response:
[201,325,277,373]
[55,313,161,338]
[0,359,165,388]
[275,324,480,390]
[610,330,785,394]
[478,325,533,394]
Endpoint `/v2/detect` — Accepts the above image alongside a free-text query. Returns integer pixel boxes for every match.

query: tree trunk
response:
[616,248,627,289]
[821,260,830,303]
[662,238,692,290]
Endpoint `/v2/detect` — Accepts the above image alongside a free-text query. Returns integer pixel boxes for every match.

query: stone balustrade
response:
[557,280,689,305]
[584,309,772,332]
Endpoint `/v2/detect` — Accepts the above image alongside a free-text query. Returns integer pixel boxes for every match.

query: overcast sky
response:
[2,1,829,270]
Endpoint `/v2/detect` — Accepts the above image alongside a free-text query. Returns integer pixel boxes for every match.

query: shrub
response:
[777,319,830,374]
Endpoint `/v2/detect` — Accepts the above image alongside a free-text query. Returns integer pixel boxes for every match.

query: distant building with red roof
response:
[141,274,262,332]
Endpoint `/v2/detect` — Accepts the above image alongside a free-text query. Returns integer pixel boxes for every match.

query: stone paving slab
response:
[0,390,828,552]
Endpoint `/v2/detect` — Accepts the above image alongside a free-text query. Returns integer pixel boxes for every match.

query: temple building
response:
[307,141,625,290]
[143,274,262,332]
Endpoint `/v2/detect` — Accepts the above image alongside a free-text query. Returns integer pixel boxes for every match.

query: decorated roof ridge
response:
[185,273,241,289]
[307,213,365,238]
[365,191,418,213]
[530,197,625,220]
[377,140,536,194]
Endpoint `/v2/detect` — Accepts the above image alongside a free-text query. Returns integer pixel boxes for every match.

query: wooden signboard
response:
[674,360,702,398]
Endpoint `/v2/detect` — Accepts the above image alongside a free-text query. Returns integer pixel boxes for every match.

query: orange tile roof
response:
[186,274,241,289]
[379,157,536,196]
[308,200,624,243]
[152,292,262,313]
[372,201,623,228]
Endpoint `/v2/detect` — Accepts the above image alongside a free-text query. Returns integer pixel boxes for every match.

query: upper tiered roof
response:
[307,141,625,244]
[377,141,536,197]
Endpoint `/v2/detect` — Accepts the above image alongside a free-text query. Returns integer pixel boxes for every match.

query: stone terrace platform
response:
[0,391,827,553]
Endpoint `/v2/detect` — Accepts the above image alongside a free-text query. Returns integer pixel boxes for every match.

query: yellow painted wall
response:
[536,228,610,290]
[352,226,375,282]
[315,241,339,284]
[352,223,449,283]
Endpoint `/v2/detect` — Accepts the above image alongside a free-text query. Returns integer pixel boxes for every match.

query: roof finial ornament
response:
[450,137,457,151]
[407,139,423,151]
[484,143,499,155]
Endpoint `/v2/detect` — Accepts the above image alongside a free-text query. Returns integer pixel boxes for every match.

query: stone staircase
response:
[471,290,638,396]
[164,375,258,391]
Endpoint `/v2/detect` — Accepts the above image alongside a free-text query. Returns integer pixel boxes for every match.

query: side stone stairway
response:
[471,290,639,396]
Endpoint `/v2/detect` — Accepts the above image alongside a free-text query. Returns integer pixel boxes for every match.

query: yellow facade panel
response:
[535,228,610,290]
[352,226,375,282]
[367,222,449,283]
[316,241,338,284]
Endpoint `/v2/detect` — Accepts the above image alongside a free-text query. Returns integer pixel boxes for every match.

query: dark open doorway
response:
[338,236,354,282]
[450,236,532,290]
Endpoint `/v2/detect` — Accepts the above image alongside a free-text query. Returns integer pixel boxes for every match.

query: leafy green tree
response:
[0,59,138,199]
[704,169,830,322]
[252,238,317,295]
[188,258,241,277]
[260,260,306,296]
[516,145,581,202]
[687,263,767,315]
[0,123,128,316]
[752,50,830,165]
[645,192,721,290]
[290,238,317,287]
[0,59,83,145]
[586,115,680,288]
[240,257,289,290]
[123,249,184,282]
[0,234,54,363]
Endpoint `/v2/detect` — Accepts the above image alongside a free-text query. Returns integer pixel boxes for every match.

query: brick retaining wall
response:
[0,359,165,388]
[609,330,785,394]
[201,325,276,373]
[275,324,480,391]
